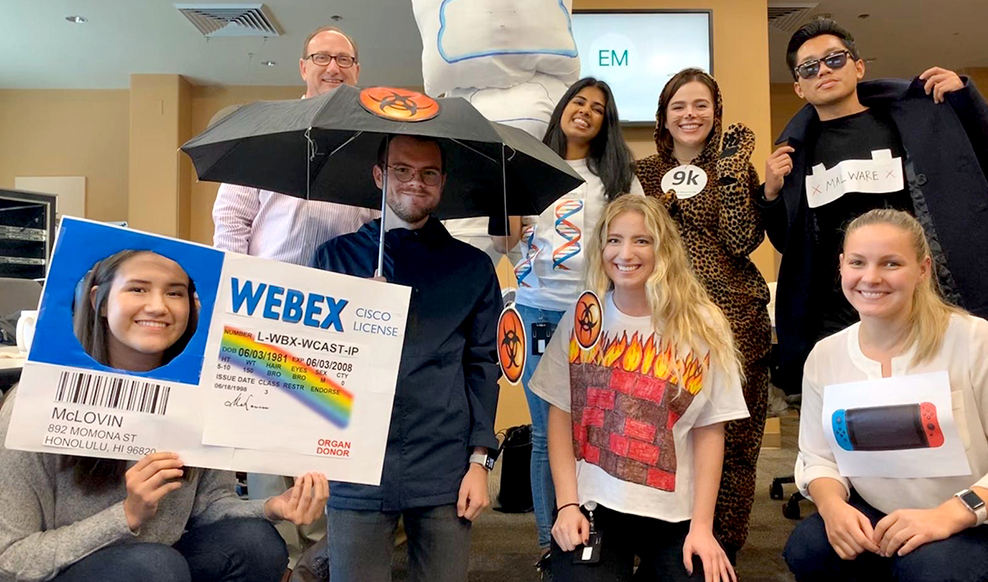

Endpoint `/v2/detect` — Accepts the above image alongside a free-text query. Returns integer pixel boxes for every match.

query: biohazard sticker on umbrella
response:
[359,87,441,122]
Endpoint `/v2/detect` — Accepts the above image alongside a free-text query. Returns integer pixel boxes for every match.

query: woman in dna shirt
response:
[493,77,643,565]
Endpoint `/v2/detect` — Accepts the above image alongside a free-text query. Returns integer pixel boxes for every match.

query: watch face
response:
[960,490,985,509]
[485,456,496,471]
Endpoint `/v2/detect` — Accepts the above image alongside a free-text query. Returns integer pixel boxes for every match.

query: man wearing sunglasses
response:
[755,18,988,396]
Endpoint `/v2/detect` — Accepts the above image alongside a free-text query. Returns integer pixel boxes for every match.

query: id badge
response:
[531,322,556,356]
[572,531,603,564]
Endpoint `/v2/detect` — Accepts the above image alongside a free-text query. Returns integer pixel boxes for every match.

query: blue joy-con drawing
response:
[832,409,854,451]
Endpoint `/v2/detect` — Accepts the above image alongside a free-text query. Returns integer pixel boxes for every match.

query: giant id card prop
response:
[4,218,410,485]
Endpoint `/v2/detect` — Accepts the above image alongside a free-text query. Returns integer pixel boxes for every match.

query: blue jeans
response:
[785,492,988,582]
[516,303,564,549]
[53,518,287,582]
[327,504,471,582]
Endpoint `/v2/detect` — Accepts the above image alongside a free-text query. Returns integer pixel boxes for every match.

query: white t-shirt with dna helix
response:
[514,158,643,312]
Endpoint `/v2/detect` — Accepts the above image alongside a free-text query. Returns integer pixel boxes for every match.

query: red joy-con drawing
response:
[920,402,944,448]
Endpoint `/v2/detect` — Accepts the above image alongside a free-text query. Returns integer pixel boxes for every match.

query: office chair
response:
[0,277,42,317]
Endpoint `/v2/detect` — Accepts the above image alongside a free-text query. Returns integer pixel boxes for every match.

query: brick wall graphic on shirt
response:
[569,330,707,491]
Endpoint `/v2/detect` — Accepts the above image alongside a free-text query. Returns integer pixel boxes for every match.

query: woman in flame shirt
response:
[530,196,748,582]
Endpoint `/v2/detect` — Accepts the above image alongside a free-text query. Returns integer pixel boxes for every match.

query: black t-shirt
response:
[806,108,914,337]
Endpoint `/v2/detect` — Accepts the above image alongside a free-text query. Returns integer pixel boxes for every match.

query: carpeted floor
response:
[390,415,807,581]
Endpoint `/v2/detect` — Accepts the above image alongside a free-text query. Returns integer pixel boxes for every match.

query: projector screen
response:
[571,11,712,124]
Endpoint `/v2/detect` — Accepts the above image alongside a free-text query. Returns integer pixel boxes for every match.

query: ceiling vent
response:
[768,2,819,32]
[175,3,283,37]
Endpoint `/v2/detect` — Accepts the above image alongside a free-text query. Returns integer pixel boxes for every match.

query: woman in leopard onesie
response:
[636,68,771,561]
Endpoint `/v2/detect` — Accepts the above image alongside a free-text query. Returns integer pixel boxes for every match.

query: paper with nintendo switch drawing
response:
[4,217,410,485]
[821,371,970,478]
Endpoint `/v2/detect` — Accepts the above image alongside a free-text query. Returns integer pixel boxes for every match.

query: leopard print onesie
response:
[636,78,772,552]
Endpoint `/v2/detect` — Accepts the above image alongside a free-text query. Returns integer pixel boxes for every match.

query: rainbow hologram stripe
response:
[219,326,354,428]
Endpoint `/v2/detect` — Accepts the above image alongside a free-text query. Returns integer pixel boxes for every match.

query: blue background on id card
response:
[29,218,223,385]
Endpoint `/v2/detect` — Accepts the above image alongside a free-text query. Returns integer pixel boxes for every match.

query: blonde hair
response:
[585,195,740,384]
[843,209,966,364]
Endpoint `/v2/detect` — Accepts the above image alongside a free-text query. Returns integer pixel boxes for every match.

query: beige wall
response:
[770,82,805,141]
[127,75,194,237]
[959,67,988,94]
[0,90,129,222]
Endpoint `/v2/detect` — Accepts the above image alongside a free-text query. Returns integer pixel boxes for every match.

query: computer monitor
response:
[571,10,713,125]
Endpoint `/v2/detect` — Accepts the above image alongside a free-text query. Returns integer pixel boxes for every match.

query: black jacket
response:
[312,217,502,511]
[756,77,988,391]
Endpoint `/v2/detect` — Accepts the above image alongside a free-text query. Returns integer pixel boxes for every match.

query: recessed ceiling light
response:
[331,15,343,21]
[261,60,277,67]
[65,15,88,24]
[858,13,871,19]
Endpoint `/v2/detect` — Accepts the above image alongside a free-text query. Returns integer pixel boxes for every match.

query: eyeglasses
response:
[387,164,443,186]
[793,50,853,80]
[304,53,357,68]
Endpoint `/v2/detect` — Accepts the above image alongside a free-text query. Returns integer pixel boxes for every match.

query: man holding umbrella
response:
[209,24,374,576]
[310,133,501,582]
[182,83,584,579]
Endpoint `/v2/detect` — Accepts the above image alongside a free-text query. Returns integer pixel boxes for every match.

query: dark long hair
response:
[65,250,199,492]
[74,250,198,368]
[543,77,635,200]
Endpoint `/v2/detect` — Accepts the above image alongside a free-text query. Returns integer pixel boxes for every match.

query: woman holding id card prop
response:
[0,250,328,582]
[785,209,988,582]
[529,196,748,581]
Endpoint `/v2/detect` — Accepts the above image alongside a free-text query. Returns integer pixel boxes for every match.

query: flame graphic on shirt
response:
[570,331,708,395]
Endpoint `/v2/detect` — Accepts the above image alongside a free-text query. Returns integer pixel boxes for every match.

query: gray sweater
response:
[0,388,268,582]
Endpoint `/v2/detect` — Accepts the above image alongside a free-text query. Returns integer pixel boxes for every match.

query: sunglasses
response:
[793,50,854,80]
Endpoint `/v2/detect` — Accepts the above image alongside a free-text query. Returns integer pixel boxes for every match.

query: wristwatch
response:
[954,489,987,526]
[469,452,496,471]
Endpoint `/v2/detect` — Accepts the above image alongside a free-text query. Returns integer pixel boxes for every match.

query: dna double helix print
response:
[513,224,539,287]
[552,199,584,270]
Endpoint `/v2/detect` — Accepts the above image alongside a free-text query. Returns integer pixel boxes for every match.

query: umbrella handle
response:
[376,135,390,279]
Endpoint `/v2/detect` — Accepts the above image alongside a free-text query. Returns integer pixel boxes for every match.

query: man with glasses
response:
[210,25,374,579]
[755,18,988,393]
[212,25,376,264]
[311,135,502,582]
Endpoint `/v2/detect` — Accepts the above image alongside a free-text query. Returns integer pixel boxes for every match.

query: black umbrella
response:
[181,85,582,221]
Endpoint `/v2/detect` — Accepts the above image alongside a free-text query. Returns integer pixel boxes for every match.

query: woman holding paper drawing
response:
[785,209,988,582]
[529,196,748,581]
[0,250,328,582]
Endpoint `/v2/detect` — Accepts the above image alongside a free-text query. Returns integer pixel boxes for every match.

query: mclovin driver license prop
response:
[5,218,410,485]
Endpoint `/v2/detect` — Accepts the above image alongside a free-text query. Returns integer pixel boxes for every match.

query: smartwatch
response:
[469,452,496,471]
[955,489,987,526]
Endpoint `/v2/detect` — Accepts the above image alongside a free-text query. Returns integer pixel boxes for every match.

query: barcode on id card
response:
[55,371,170,415]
